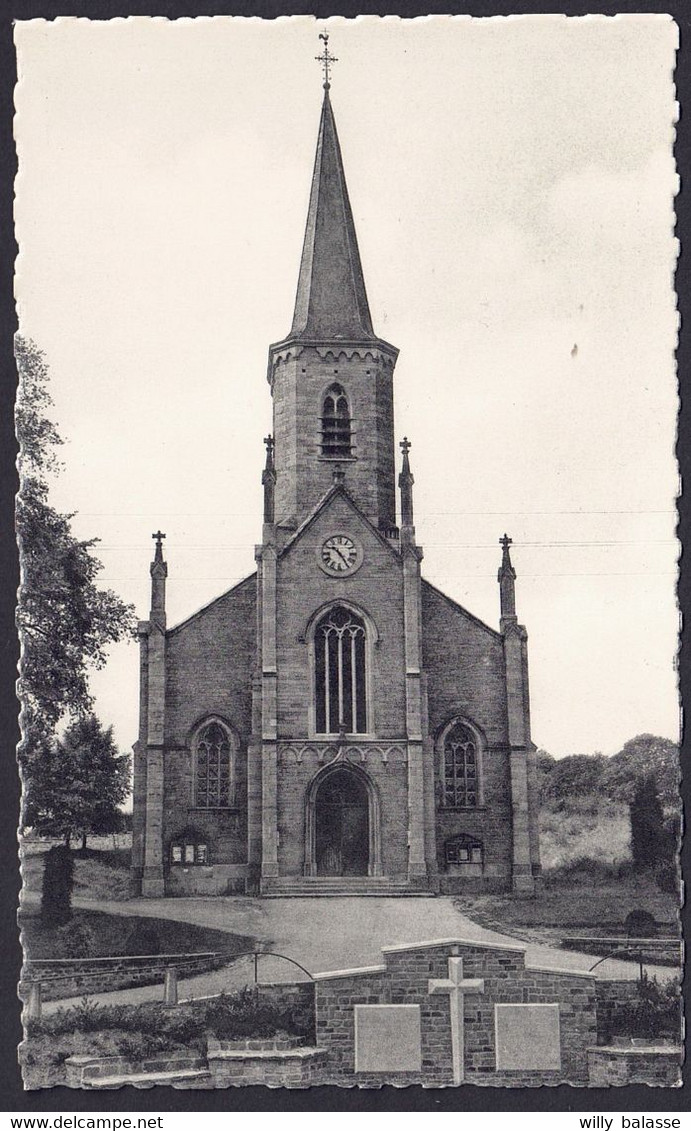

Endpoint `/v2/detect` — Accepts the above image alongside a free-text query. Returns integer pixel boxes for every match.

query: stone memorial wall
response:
[314,937,598,1087]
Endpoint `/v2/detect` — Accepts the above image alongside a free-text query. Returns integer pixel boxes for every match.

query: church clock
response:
[318,534,363,576]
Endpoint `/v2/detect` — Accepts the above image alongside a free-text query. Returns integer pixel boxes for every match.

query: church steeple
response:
[290,87,375,342]
[267,41,398,532]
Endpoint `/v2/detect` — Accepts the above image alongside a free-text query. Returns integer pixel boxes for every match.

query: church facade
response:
[131,81,541,899]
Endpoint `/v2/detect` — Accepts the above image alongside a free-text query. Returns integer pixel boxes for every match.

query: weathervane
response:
[315,31,338,90]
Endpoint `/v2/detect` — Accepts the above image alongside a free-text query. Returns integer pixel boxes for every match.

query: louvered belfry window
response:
[443,724,478,807]
[315,606,367,734]
[195,722,232,807]
[321,384,352,457]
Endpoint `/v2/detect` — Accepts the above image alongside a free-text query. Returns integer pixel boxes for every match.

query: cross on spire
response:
[500,533,512,551]
[400,437,412,457]
[152,530,166,559]
[315,31,338,90]
[428,957,485,1085]
[264,434,275,467]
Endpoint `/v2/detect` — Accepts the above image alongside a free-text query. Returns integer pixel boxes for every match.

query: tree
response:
[539,752,607,802]
[15,337,135,755]
[602,734,680,810]
[629,772,667,867]
[23,715,130,849]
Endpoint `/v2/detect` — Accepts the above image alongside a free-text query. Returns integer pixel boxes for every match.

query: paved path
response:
[37,894,676,1015]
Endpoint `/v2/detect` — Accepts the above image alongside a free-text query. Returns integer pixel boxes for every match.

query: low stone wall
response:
[65,1053,207,1088]
[588,1046,682,1087]
[66,1040,327,1090]
[21,952,232,1001]
[207,1044,327,1088]
[562,937,681,967]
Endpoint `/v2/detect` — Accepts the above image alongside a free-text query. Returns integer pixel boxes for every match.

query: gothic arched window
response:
[194,720,233,808]
[314,606,367,734]
[443,723,479,808]
[321,384,352,458]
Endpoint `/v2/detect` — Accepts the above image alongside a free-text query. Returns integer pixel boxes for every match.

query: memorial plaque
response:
[354,1005,423,1073]
[495,1004,561,1071]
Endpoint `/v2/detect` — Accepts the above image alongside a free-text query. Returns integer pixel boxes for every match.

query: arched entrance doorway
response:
[314,767,370,876]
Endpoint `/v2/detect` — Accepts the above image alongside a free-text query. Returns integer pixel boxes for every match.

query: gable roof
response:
[167,572,257,637]
[421,578,502,641]
[278,481,401,563]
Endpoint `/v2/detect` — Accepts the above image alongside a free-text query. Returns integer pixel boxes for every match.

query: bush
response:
[203,987,313,1041]
[607,975,682,1043]
[123,923,162,956]
[56,915,96,958]
[41,845,74,927]
[26,987,315,1055]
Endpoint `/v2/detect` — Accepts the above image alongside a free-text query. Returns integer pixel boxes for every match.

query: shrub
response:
[607,975,682,1043]
[41,845,74,927]
[56,915,96,958]
[123,923,162,956]
[203,987,314,1042]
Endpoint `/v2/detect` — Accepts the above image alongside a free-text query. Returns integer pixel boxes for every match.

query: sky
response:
[14,15,679,761]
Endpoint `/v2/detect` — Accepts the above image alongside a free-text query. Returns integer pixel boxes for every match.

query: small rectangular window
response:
[171,845,182,864]
[197,843,208,865]
[184,844,195,864]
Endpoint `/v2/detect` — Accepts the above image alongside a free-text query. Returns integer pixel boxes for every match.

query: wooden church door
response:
[315,769,369,876]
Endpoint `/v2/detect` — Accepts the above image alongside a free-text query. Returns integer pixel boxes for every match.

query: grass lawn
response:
[455,863,679,947]
[539,798,632,870]
[20,906,255,960]
[21,836,133,903]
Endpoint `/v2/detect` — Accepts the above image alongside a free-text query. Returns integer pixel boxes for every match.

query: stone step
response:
[261,877,434,897]
[88,1068,211,1089]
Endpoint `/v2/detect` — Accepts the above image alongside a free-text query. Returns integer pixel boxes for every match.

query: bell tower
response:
[267,39,399,533]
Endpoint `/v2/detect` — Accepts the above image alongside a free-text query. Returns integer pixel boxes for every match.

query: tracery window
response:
[315,606,367,734]
[195,721,233,808]
[443,723,479,808]
[321,384,352,458]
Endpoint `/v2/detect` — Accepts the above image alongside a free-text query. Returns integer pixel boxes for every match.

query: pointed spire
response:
[262,434,276,524]
[399,437,415,527]
[498,533,517,621]
[150,530,168,623]
[290,85,375,342]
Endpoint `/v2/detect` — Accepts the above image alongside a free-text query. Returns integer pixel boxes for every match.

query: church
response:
[131,54,541,900]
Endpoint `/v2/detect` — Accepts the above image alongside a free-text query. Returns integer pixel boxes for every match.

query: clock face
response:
[319,534,362,576]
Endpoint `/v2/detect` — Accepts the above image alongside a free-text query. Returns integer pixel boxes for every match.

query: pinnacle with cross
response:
[264,434,275,467]
[152,530,166,559]
[500,533,512,552]
[400,437,412,457]
[315,31,338,90]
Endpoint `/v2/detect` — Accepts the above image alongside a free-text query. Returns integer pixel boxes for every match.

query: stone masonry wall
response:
[421,582,513,891]
[21,953,230,1002]
[274,492,410,876]
[315,940,597,1087]
[587,1047,682,1088]
[271,349,396,531]
[159,575,256,891]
